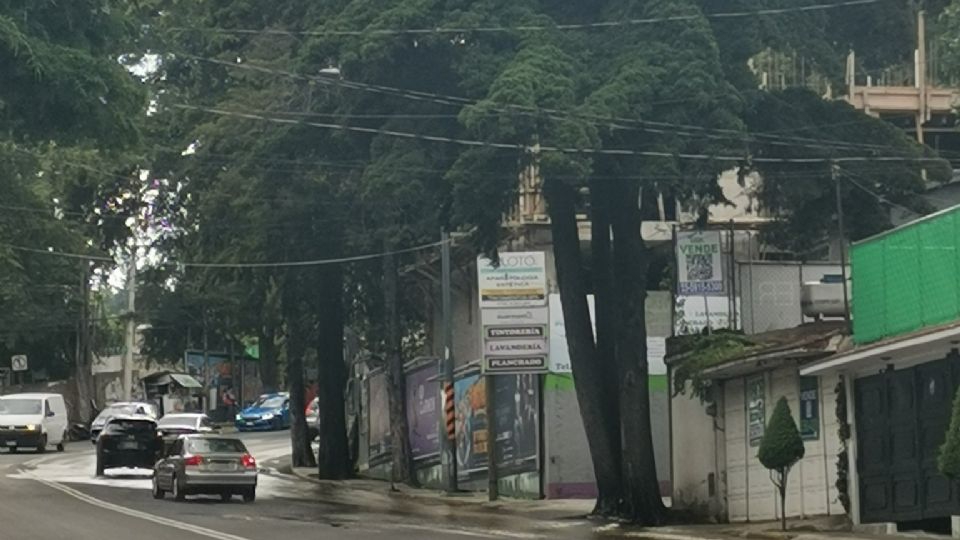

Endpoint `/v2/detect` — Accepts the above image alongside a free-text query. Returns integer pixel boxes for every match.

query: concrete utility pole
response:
[833,162,852,331]
[122,248,136,402]
[440,229,458,493]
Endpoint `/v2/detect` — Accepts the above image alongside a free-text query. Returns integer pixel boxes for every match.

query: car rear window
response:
[158,416,198,428]
[106,419,156,433]
[187,438,247,454]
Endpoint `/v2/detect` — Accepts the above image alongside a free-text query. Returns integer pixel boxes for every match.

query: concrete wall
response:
[670,381,725,518]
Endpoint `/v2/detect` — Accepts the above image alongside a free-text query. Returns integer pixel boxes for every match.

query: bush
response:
[937,386,960,478]
[758,396,805,531]
[759,397,806,470]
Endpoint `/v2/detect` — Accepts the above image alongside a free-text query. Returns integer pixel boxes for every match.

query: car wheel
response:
[242,488,256,503]
[171,473,186,501]
[56,433,65,452]
[152,476,165,500]
[95,456,105,476]
[220,492,231,502]
[36,435,47,454]
[8,446,16,454]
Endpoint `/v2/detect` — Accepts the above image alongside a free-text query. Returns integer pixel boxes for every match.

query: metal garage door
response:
[855,356,958,523]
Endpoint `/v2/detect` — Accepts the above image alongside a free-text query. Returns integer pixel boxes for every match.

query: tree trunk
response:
[285,313,316,468]
[780,470,788,531]
[316,263,351,479]
[384,251,417,487]
[543,178,623,516]
[609,180,666,525]
[75,262,94,423]
[259,323,278,393]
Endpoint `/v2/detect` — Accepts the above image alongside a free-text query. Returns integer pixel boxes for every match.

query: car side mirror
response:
[46,410,55,417]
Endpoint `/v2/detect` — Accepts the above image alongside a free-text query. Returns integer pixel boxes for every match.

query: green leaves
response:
[938,386,960,479]
[758,396,806,471]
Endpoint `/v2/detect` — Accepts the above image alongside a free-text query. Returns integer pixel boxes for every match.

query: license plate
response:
[5,441,15,447]
[118,441,139,450]
[208,462,235,472]
[245,422,253,426]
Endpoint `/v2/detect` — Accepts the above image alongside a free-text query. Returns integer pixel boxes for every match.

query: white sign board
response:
[481,307,549,327]
[484,339,549,357]
[548,294,666,374]
[477,252,547,309]
[11,355,27,372]
[675,295,741,335]
[677,231,725,295]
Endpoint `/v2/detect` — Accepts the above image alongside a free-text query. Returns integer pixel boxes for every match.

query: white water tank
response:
[801,278,850,319]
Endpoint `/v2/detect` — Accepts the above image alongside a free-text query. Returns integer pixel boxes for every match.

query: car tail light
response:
[183,455,203,467]
[241,453,256,469]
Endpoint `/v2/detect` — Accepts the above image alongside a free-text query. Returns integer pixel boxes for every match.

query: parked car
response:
[235,393,290,432]
[0,393,69,453]
[305,397,319,440]
[91,402,158,443]
[95,415,162,476]
[152,434,257,502]
[157,413,218,453]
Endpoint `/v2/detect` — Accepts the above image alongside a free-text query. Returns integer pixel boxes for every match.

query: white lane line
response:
[392,523,543,539]
[25,471,253,540]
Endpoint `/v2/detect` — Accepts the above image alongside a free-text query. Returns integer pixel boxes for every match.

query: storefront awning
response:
[169,373,202,388]
[800,321,960,377]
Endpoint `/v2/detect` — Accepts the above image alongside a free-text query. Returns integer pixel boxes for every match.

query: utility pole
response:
[122,248,136,402]
[833,162,852,331]
[440,229,458,493]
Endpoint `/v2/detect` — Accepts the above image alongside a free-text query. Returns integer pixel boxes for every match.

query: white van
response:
[0,393,69,453]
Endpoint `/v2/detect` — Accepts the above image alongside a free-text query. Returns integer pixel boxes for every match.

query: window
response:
[186,438,247,454]
[170,439,184,456]
[105,419,156,434]
[0,399,42,415]
[44,400,52,416]
[254,395,286,409]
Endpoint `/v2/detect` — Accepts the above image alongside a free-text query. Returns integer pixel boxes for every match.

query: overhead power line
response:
[2,239,448,269]
[174,103,945,165]
[170,0,881,37]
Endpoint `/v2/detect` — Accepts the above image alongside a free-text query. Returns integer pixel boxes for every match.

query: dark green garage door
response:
[855,355,959,523]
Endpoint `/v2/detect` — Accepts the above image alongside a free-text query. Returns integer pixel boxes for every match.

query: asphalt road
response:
[0,431,610,540]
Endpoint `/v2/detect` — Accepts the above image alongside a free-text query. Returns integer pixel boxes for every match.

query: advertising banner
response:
[405,362,440,461]
[493,374,539,476]
[454,373,488,479]
[477,252,547,309]
[368,371,392,462]
[747,376,766,447]
[677,231,725,295]
[799,376,820,441]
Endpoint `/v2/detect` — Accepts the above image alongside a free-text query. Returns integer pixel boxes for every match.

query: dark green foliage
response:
[759,397,806,470]
[937,386,960,478]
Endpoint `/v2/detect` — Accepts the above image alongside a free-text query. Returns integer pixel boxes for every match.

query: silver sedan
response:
[152,435,258,502]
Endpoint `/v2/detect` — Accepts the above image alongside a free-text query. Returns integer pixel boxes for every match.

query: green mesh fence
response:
[853,206,960,344]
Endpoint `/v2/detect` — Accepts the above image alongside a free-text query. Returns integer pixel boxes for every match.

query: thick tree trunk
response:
[75,263,94,423]
[316,264,351,479]
[285,314,316,468]
[609,181,666,525]
[259,323,278,393]
[384,251,417,487]
[544,178,623,516]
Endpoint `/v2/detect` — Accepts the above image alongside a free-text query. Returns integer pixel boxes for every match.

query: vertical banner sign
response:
[747,376,766,447]
[478,253,550,375]
[493,374,540,475]
[677,231,725,295]
[799,376,820,441]
[405,363,441,460]
[454,373,489,479]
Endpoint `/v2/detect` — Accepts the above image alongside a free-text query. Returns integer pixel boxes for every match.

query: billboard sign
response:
[454,373,488,479]
[492,374,539,475]
[677,231,725,295]
[405,362,440,461]
[484,356,548,374]
[477,252,547,309]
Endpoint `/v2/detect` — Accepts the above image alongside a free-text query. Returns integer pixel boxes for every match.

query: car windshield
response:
[253,396,285,409]
[0,399,41,415]
[158,416,198,428]
[187,438,247,454]
[97,403,155,421]
[106,419,156,433]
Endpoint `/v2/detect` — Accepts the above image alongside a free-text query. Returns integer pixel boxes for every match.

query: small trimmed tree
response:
[937,387,960,479]
[758,397,806,531]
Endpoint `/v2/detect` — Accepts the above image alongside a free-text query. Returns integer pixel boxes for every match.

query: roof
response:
[667,321,847,381]
[159,413,204,419]
[107,414,157,423]
[142,371,202,389]
[0,393,62,399]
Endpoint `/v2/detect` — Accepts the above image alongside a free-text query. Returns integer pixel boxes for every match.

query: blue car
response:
[235,393,291,431]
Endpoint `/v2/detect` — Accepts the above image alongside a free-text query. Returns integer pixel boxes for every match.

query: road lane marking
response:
[25,471,253,540]
[392,523,543,538]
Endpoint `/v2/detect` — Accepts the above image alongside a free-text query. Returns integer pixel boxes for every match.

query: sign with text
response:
[484,339,549,357]
[677,231,725,295]
[481,307,549,327]
[747,376,766,447]
[477,252,547,309]
[405,362,441,460]
[484,356,548,374]
[799,376,820,441]
[485,326,545,339]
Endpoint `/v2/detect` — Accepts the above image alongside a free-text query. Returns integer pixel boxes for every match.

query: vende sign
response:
[676,231,725,296]
[477,252,547,309]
